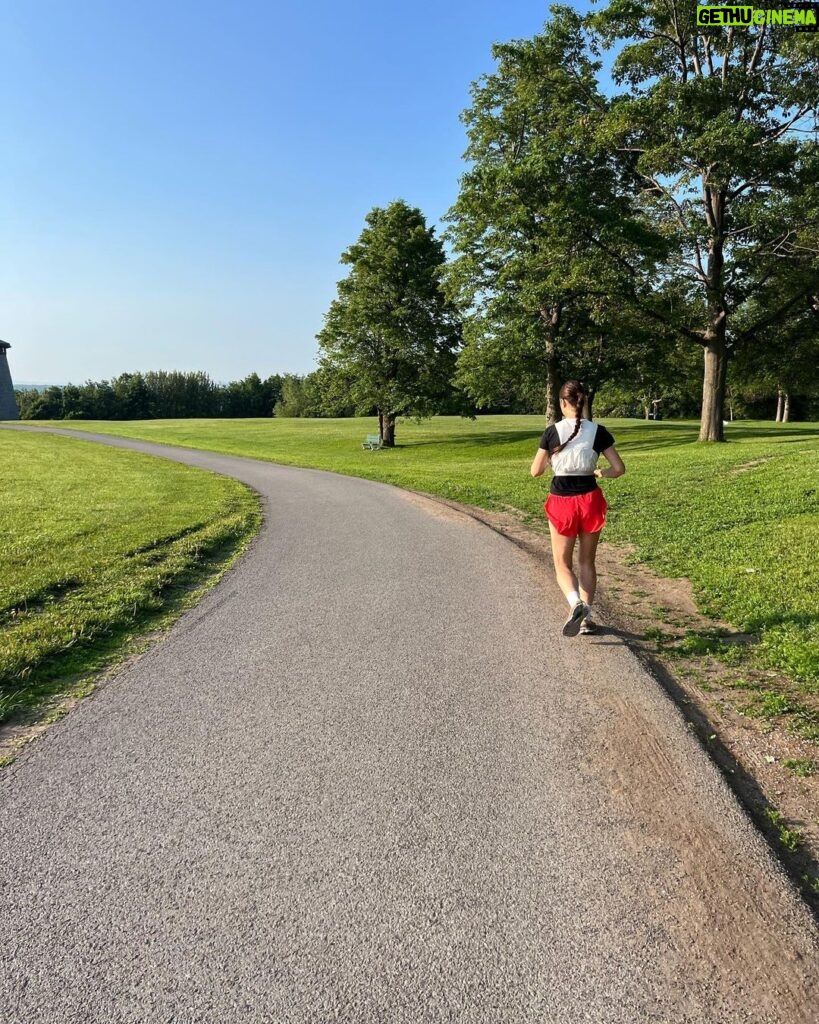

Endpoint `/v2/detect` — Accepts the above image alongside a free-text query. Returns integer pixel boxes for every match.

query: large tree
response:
[592,0,819,439]
[445,7,662,423]
[316,200,463,446]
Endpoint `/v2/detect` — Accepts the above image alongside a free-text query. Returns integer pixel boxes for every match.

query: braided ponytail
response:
[549,380,585,455]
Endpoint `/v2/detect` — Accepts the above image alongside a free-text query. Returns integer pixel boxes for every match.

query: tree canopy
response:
[445,2,818,434]
[316,200,465,445]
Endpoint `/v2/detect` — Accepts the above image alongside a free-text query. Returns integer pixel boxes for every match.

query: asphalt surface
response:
[1,427,818,1024]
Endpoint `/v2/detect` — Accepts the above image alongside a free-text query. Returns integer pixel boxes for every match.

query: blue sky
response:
[1,1,595,385]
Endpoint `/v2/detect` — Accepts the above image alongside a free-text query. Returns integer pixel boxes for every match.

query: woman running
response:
[530,380,625,637]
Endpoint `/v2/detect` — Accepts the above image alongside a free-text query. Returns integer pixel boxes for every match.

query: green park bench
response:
[362,434,383,451]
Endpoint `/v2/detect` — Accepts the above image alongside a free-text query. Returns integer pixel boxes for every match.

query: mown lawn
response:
[0,430,260,724]
[13,416,819,697]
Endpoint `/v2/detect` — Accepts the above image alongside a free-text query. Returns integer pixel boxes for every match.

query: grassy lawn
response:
[0,430,260,725]
[27,415,819,699]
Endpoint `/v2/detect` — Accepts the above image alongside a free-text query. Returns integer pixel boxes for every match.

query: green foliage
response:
[764,807,805,852]
[782,758,817,778]
[316,200,465,442]
[274,373,326,418]
[594,334,702,418]
[445,7,661,418]
[0,432,259,722]
[15,371,284,420]
[444,2,818,436]
[742,691,796,719]
[676,632,727,657]
[590,0,819,439]
[731,292,819,415]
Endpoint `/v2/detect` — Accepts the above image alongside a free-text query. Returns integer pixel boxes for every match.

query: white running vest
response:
[550,418,600,476]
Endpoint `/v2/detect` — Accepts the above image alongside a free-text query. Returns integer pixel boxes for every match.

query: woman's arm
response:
[530,448,550,477]
[595,445,625,479]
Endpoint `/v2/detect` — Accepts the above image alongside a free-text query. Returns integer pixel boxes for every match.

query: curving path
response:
[1,426,817,1024]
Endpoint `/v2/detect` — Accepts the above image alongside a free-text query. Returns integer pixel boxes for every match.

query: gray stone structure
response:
[0,341,20,420]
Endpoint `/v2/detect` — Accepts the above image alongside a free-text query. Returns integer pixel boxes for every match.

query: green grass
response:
[764,807,806,852]
[15,415,819,696]
[741,691,797,719]
[782,758,817,778]
[0,431,260,723]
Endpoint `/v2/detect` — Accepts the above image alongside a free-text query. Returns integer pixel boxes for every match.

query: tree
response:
[316,200,463,446]
[308,365,359,417]
[141,370,217,417]
[445,7,664,423]
[731,292,819,420]
[17,386,63,420]
[218,373,281,417]
[111,373,152,419]
[592,0,819,440]
[274,374,321,417]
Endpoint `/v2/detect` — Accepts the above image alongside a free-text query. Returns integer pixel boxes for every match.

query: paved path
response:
[1,427,818,1024]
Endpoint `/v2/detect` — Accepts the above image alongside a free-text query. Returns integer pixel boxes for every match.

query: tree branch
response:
[664,0,689,81]
[753,105,812,146]
[646,176,686,217]
[702,184,717,231]
[746,23,767,78]
[564,62,607,113]
[637,301,707,344]
[693,236,707,276]
[684,261,710,285]
[735,289,813,342]
[727,176,765,201]
[701,33,716,77]
[512,113,528,162]
[690,30,703,78]
[721,28,733,85]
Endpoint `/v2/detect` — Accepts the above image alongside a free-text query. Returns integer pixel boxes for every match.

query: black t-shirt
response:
[538,422,616,495]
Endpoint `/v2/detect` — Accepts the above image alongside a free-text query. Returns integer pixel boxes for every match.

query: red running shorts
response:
[544,487,608,537]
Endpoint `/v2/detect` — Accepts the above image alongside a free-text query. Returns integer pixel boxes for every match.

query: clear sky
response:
[1,1,595,385]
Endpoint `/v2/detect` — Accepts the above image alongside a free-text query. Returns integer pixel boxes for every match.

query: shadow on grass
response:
[403,426,701,453]
[399,420,813,454]
[401,430,540,449]
[741,610,819,635]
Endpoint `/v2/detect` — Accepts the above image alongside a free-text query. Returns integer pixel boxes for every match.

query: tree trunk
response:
[775,389,783,422]
[699,339,727,441]
[699,190,728,442]
[782,392,790,423]
[541,304,562,424]
[379,409,396,447]
[644,403,651,420]
[584,390,594,421]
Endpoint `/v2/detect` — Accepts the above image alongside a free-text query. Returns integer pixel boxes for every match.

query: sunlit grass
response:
[0,431,259,722]
[18,415,819,693]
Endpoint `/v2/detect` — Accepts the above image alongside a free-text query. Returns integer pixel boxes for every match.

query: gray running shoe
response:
[580,619,599,635]
[562,601,588,638]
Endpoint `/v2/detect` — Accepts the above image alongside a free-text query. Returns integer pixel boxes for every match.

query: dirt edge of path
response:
[402,488,819,921]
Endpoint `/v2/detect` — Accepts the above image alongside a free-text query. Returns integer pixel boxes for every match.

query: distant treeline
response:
[17,371,295,420]
[14,366,814,422]
[15,365,538,421]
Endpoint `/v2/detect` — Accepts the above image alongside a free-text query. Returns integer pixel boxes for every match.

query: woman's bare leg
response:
[548,524,579,602]
[577,530,601,606]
